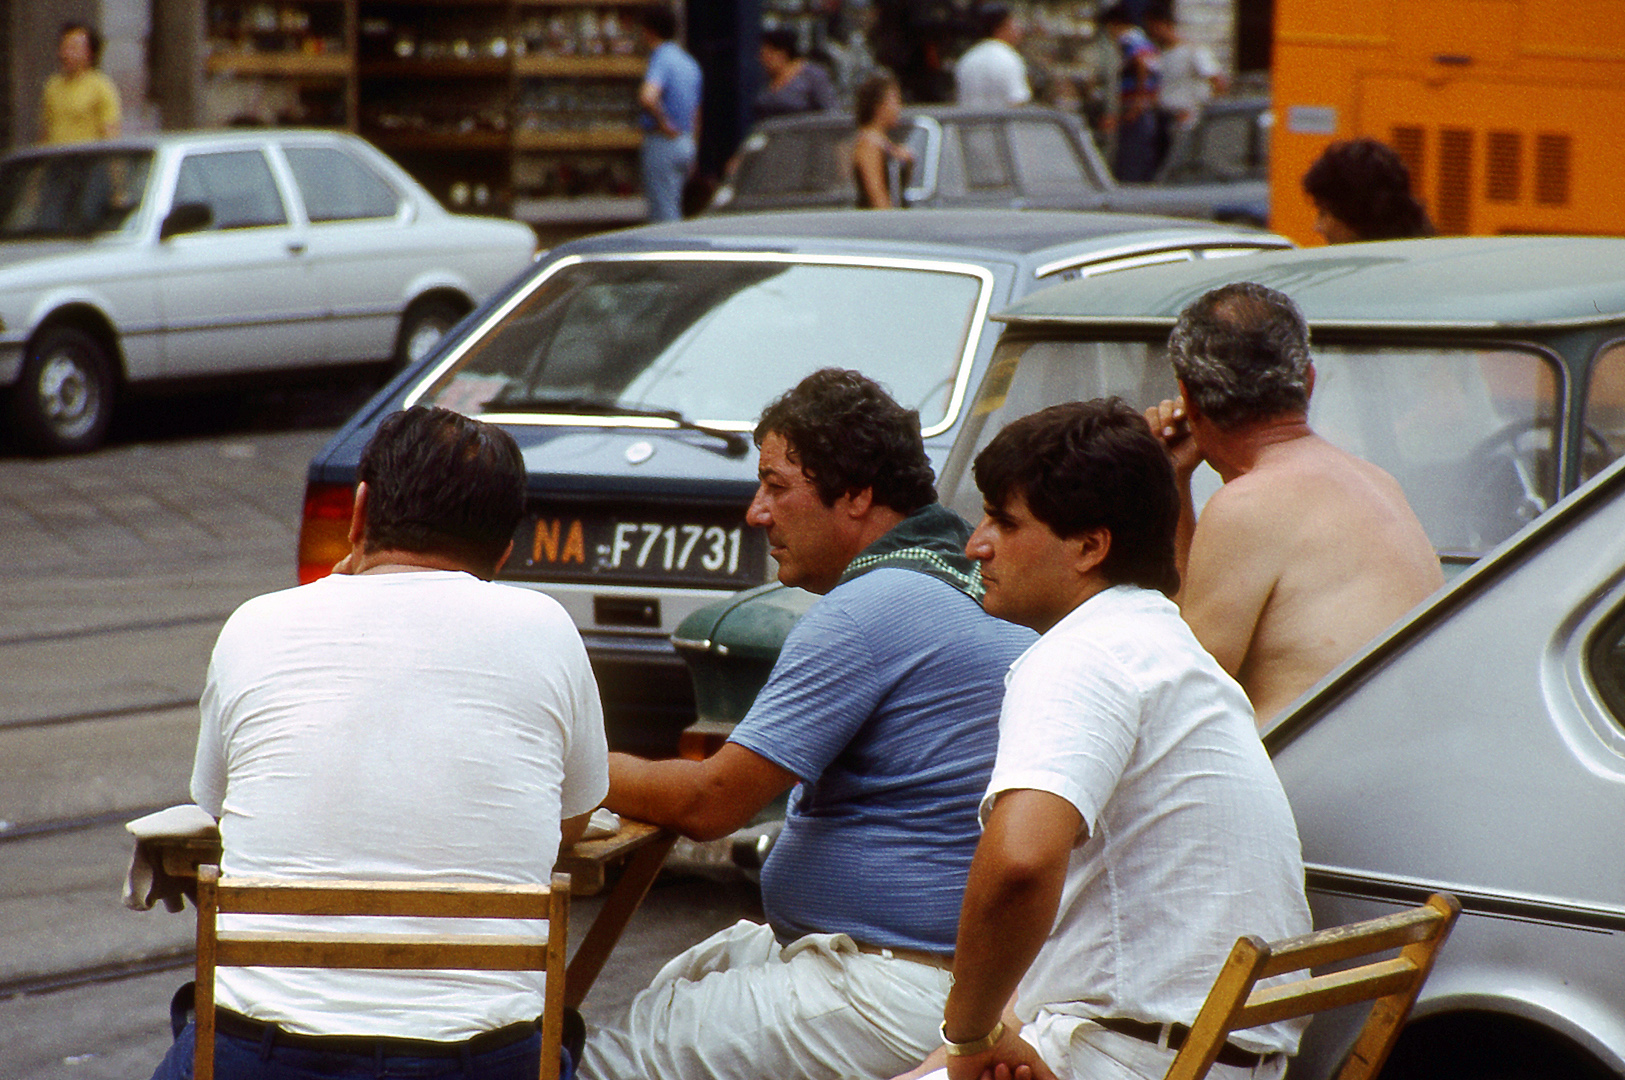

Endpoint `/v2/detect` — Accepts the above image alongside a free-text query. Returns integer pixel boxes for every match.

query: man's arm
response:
[1145,398,1203,583]
[604,742,796,842]
[638,78,677,137]
[559,808,595,850]
[940,788,1080,1080]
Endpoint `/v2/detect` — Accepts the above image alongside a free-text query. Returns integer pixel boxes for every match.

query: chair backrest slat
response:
[1163,892,1460,1080]
[1255,905,1449,978]
[193,864,569,1080]
[1234,956,1419,1029]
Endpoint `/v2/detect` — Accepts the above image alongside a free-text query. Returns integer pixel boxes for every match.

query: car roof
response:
[749,104,1084,129]
[555,208,1288,267]
[1,127,357,159]
[996,236,1625,330]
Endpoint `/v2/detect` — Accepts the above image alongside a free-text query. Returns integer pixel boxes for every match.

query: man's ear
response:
[843,486,874,518]
[1074,526,1112,578]
[1305,362,1316,398]
[348,482,369,547]
[1176,379,1201,423]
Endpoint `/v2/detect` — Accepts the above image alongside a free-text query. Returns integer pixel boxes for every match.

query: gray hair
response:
[1168,282,1312,429]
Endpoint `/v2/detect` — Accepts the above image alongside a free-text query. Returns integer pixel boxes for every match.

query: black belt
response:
[1092,1017,1278,1070]
[213,1007,539,1059]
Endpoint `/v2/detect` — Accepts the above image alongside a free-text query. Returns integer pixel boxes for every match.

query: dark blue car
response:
[296,208,1288,755]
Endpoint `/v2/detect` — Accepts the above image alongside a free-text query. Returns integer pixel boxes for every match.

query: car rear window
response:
[411,255,988,434]
[942,336,1561,562]
[284,146,400,222]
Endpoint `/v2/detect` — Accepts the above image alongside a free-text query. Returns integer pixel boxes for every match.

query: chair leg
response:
[194,866,219,1080]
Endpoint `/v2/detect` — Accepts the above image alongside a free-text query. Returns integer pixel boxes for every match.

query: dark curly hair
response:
[755,368,937,514]
[358,406,526,574]
[1169,282,1312,430]
[1302,138,1435,241]
[973,398,1180,597]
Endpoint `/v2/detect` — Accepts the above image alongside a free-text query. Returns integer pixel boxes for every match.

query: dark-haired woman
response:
[851,72,913,208]
[754,28,835,120]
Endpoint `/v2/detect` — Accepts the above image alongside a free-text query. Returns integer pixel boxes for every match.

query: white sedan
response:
[0,129,537,453]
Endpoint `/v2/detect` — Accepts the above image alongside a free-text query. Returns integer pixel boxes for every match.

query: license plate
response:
[510,508,767,588]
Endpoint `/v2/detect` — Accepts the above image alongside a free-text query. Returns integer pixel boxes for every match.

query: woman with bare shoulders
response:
[852,72,914,209]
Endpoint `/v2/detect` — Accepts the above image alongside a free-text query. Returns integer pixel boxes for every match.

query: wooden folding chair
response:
[1165,892,1460,1080]
[193,864,570,1080]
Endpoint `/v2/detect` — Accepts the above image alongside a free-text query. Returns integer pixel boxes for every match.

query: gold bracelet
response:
[940,1019,1005,1057]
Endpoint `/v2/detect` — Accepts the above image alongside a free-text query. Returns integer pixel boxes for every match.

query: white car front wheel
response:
[7,326,116,455]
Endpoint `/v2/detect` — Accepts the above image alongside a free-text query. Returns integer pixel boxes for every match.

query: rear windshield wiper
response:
[486,395,750,457]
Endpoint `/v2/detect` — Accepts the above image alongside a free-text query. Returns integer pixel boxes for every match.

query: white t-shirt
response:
[192,570,609,1039]
[985,585,1310,1056]
[1158,43,1222,115]
[954,38,1033,108]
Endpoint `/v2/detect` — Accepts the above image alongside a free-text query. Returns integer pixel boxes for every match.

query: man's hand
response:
[1145,397,1203,478]
[945,1024,1058,1080]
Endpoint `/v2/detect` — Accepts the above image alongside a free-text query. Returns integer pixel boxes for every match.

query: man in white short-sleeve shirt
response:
[904,398,1310,1080]
[150,406,609,1080]
[954,6,1032,109]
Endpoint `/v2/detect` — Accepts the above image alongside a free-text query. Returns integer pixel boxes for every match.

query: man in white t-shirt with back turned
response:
[954,5,1032,109]
[149,405,609,1080]
[901,398,1310,1080]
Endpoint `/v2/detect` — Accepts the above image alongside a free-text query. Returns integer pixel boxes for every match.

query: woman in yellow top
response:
[41,22,121,145]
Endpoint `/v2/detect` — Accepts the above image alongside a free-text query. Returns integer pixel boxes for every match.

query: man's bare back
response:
[1177,430,1442,724]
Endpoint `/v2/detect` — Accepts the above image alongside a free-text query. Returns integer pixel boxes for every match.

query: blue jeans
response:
[150,1020,570,1080]
[640,132,696,222]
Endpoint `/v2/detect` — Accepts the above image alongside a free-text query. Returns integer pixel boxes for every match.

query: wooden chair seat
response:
[193,864,570,1080]
[1164,892,1460,1080]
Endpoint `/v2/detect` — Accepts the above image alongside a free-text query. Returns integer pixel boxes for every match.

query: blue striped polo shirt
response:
[729,567,1037,952]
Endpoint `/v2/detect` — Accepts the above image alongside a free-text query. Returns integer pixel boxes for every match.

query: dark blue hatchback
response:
[297,208,1288,755]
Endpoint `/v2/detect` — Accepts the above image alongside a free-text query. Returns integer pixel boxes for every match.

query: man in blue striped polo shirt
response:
[584,368,1036,1080]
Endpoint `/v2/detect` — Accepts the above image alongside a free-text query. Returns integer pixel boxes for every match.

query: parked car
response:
[1153,95,1271,223]
[296,208,1290,755]
[706,103,1270,226]
[0,129,538,453]
[678,235,1625,1077]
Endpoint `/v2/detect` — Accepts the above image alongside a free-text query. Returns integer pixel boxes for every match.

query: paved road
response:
[0,388,759,1080]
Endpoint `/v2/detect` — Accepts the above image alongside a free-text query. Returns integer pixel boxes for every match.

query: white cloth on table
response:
[986,584,1311,1059]
[579,918,952,1080]
[122,803,218,912]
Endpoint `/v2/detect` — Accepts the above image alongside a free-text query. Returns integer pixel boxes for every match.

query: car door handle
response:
[286,241,307,255]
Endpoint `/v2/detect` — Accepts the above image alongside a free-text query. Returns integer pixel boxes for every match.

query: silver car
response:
[0,129,537,454]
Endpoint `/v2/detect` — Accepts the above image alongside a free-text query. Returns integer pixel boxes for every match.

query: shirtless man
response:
[1146,282,1442,723]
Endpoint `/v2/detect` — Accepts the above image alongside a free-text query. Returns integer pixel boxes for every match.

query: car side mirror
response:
[160,202,213,240]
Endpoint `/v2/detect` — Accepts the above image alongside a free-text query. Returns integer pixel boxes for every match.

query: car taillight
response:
[297,481,355,584]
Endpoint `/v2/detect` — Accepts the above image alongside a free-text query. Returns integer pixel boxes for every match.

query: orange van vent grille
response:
[1390,125,1426,192]
[1535,133,1572,206]
[1486,131,1521,202]
[1435,127,1473,235]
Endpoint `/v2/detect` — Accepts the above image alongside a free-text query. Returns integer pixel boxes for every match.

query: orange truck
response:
[1268,0,1625,243]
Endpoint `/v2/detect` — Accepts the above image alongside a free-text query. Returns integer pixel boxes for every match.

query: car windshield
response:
[414,256,987,432]
[0,150,152,239]
[941,336,1560,564]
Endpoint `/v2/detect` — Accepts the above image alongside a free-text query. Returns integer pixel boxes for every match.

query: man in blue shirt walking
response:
[637,8,702,221]
[582,369,1035,1080]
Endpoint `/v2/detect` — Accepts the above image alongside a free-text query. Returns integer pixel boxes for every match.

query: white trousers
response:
[579,919,953,1080]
